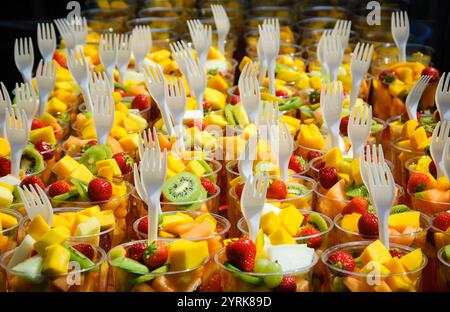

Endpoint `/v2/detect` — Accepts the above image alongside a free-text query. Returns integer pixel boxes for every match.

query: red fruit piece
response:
[186,120,206,131]
[200,178,217,195]
[20,176,45,190]
[428,161,437,178]
[342,196,369,215]
[289,155,306,173]
[53,50,67,69]
[138,216,148,234]
[407,173,433,194]
[230,96,240,105]
[274,276,297,292]
[131,94,150,111]
[113,152,133,175]
[327,251,356,271]
[201,272,222,292]
[34,141,54,160]
[422,67,440,82]
[203,99,211,111]
[48,180,71,197]
[267,180,287,200]
[319,166,338,189]
[143,241,168,270]
[126,243,146,261]
[306,151,322,161]
[339,116,350,136]
[31,119,47,130]
[358,213,379,237]
[88,178,112,202]
[433,212,450,231]
[276,89,289,98]
[389,249,406,259]
[225,238,256,272]
[235,183,244,198]
[0,157,11,177]
[72,244,95,260]
[297,227,323,249]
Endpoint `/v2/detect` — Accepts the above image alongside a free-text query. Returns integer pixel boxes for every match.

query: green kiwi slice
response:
[130,264,170,285]
[286,182,309,196]
[20,145,45,175]
[71,178,90,201]
[181,186,208,211]
[52,189,78,202]
[224,262,263,285]
[79,145,111,174]
[306,212,328,232]
[162,172,202,203]
[390,204,411,215]
[224,104,236,126]
[64,245,95,270]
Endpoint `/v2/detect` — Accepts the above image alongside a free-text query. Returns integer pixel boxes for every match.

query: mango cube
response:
[78,206,101,217]
[69,164,94,184]
[34,226,70,256]
[360,240,392,265]
[96,159,122,176]
[98,210,115,229]
[269,226,296,245]
[323,147,343,168]
[388,211,420,232]
[27,214,51,240]
[184,160,206,178]
[168,239,209,271]
[52,155,80,178]
[162,213,194,234]
[29,126,56,145]
[400,248,423,271]
[278,207,303,236]
[41,244,70,276]
[340,213,362,233]
[260,212,280,235]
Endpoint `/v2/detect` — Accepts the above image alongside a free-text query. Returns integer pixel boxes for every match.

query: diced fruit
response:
[29,126,56,145]
[268,244,315,272]
[168,239,209,271]
[279,207,303,236]
[34,227,70,256]
[70,244,95,261]
[319,167,339,189]
[185,160,206,178]
[269,226,296,245]
[69,164,94,184]
[328,251,356,271]
[358,213,379,237]
[225,238,256,272]
[400,248,423,271]
[142,240,168,270]
[297,227,322,248]
[323,148,343,168]
[342,196,368,215]
[388,211,420,232]
[27,215,51,241]
[360,240,392,265]
[162,213,194,234]
[88,178,112,202]
[12,256,44,283]
[341,213,362,233]
[260,212,280,235]
[111,256,149,274]
[41,244,70,276]
[0,186,14,207]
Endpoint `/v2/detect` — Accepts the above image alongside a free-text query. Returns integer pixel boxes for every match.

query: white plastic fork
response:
[241,174,269,241]
[35,59,56,117]
[0,82,11,137]
[443,137,450,181]
[211,4,230,56]
[37,22,56,63]
[99,33,118,85]
[89,71,113,101]
[143,63,175,136]
[18,184,53,226]
[170,40,192,78]
[184,53,207,116]
[131,26,152,72]
[256,38,267,84]
[391,11,409,62]
[362,144,396,249]
[332,20,351,53]
[259,22,279,96]
[134,146,167,243]
[405,75,431,120]
[348,104,372,158]
[435,72,450,120]
[138,127,160,160]
[4,106,28,177]
[187,19,212,68]
[430,121,450,178]
[257,101,279,143]
[67,47,93,112]
[166,77,186,143]
[320,81,344,149]
[15,82,38,131]
[275,121,294,182]
[323,34,343,82]
[91,95,115,144]
[238,135,256,182]
[68,16,88,48]
[14,37,34,84]
[116,34,131,84]
[238,62,261,124]
[54,18,76,51]
[349,42,373,108]
[317,29,333,77]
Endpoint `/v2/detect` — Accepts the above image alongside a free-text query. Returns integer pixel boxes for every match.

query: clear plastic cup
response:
[0,208,22,254]
[390,138,425,186]
[437,245,450,291]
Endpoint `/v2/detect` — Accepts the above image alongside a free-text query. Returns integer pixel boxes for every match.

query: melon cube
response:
[0,186,13,207]
[268,244,315,272]
[162,213,194,234]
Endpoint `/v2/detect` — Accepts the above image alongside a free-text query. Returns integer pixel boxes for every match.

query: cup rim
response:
[407,188,450,207]
[225,159,310,178]
[437,245,450,268]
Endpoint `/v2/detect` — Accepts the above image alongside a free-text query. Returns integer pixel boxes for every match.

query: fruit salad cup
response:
[437,245,450,291]
[0,208,22,254]
[407,174,450,216]
[322,240,428,292]
[108,239,209,292]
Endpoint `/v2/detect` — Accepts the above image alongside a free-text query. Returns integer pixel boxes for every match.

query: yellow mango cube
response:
[34,226,70,256]
[341,213,362,233]
[97,166,113,181]
[98,210,115,229]
[119,133,139,151]
[69,164,94,184]
[52,155,80,179]
[162,213,194,234]
[360,261,391,275]
[167,154,185,173]
[360,240,392,265]
[184,160,206,178]
[204,88,226,110]
[27,214,50,240]
[168,239,209,271]
[269,226,296,245]
[410,127,427,150]
[278,207,303,236]
[400,248,423,271]
[260,212,280,235]
[41,244,70,276]
[323,147,343,168]
[388,211,420,232]
[29,126,56,145]
[0,138,11,157]
[96,159,122,176]
[78,206,101,218]
[0,212,17,228]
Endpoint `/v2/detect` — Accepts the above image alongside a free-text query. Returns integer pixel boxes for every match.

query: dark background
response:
[0,0,448,91]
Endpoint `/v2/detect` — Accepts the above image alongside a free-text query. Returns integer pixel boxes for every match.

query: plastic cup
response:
[437,246,450,291]
[0,208,22,255]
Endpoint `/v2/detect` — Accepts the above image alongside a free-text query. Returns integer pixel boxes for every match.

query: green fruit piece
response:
[232,102,249,127]
[344,183,369,199]
[13,185,22,203]
[12,256,44,283]
[279,97,302,111]
[197,159,213,174]
[224,262,263,285]
[162,172,202,203]
[20,145,45,175]
[130,264,170,285]
[307,212,328,231]
[114,82,130,92]
[286,182,309,196]
[310,103,320,111]
[109,246,126,260]
[224,104,236,126]
[70,178,90,201]
[390,204,411,215]
[445,245,450,261]
[253,259,283,288]
[370,123,385,133]
[79,145,110,174]
[180,186,207,211]
[254,161,276,174]
[52,189,78,202]
[110,257,149,274]
[65,245,95,270]
[332,276,348,292]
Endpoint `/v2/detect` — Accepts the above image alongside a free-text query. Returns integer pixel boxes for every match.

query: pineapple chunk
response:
[41,244,70,276]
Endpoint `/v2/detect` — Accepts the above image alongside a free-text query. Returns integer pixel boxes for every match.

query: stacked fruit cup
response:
[0,208,22,254]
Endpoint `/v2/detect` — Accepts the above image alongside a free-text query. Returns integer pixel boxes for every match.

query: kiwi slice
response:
[390,204,411,215]
[445,245,450,261]
[254,161,276,174]
[79,145,112,174]
[181,186,207,211]
[286,182,309,196]
[307,212,328,232]
[13,185,22,203]
[232,102,249,127]
[64,245,95,270]
[71,178,90,201]
[224,104,236,126]
[52,189,78,202]
[197,159,213,174]
[111,257,149,274]
[163,172,202,203]
[130,264,170,285]
[225,262,263,285]
[279,97,302,111]
[20,145,45,175]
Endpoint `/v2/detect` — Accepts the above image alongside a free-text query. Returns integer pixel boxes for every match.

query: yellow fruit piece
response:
[194,213,217,231]
[360,240,392,265]
[278,207,304,236]
[415,157,432,174]
[388,211,420,232]
[337,173,351,184]
[417,137,432,150]
[41,244,70,276]
[386,275,414,291]
[436,176,450,191]
[46,97,68,115]
[401,120,419,139]
[162,213,194,234]
[166,168,176,178]
[255,229,265,260]
[0,186,14,207]
[185,160,206,178]
[323,147,343,168]
[373,281,393,292]
[400,248,423,271]
[410,127,427,150]
[52,215,71,229]
[207,74,229,93]
[167,153,185,173]
[239,56,252,72]
[204,87,226,110]
[0,212,17,228]
[152,49,171,62]
[260,212,280,236]
[78,206,101,218]
[186,97,197,110]
[384,257,406,274]
[360,261,391,275]
[0,138,11,157]
[276,68,302,82]
[279,115,301,129]
[34,226,70,256]
[96,159,122,176]
[338,160,352,176]
[204,113,228,127]
[97,166,113,181]
[397,66,414,85]
[340,213,362,233]
[295,78,311,89]
[207,46,226,60]
[269,226,296,245]
[119,133,139,152]
[297,124,325,150]
[52,155,80,178]
[75,216,101,237]
[27,214,50,241]
[69,164,94,184]
[29,126,56,145]
[168,239,209,271]
[98,210,115,229]
[388,79,408,97]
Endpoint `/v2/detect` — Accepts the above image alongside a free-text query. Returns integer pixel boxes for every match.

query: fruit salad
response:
[431,211,450,250]
[407,173,450,215]
[0,208,22,254]
[437,245,450,291]
[322,240,427,292]
[108,239,209,291]
[214,237,318,292]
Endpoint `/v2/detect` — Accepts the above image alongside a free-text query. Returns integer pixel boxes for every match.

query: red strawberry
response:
[235,183,244,198]
[31,119,47,130]
[230,96,240,105]
[48,180,71,197]
[225,238,256,272]
[429,161,437,178]
[88,178,112,202]
[407,173,433,194]
[389,249,406,259]
[201,272,222,292]
[131,94,150,111]
[306,151,322,161]
[0,157,11,177]
[20,176,45,190]
[34,141,54,160]
[276,89,289,98]
[143,241,168,270]
[126,243,146,261]
[339,115,350,136]
[327,251,356,271]
[319,166,338,189]
[232,162,239,173]
[358,213,379,237]
[274,276,297,292]
[203,99,211,110]
[422,67,440,82]
[186,120,206,131]
[113,152,133,175]
[433,212,450,231]
[342,196,369,215]
[53,50,67,68]
[138,216,148,234]
[200,178,217,195]
[315,160,325,170]
[297,227,323,249]
[289,155,306,173]
[266,180,287,199]
[72,244,95,260]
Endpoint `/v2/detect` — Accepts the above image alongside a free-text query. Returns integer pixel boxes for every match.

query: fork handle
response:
[160,106,175,137]
[218,34,226,56]
[118,66,127,84]
[21,71,32,85]
[259,63,267,85]
[378,211,390,249]
[399,45,407,63]
[147,197,160,244]
[11,151,22,177]
[330,67,338,82]
[196,92,205,116]
[349,76,363,109]
[39,94,49,117]
[268,59,276,96]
